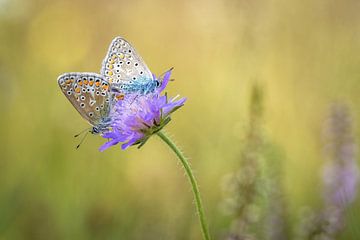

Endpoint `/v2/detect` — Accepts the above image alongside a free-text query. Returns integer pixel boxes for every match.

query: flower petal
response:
[99,139,120,152]
[157,69,172,93]
[121,135,141,150]
[163,97,187,116]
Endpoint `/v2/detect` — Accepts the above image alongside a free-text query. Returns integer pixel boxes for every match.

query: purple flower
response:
[99,69,186,151]
[297,104,359,240]
[323,104,359,206]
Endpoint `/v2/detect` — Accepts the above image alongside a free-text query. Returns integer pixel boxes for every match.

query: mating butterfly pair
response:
[58,37,163,134]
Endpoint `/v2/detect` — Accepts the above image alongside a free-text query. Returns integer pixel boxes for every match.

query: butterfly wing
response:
[100,37,153,86]
[57,72,112,127]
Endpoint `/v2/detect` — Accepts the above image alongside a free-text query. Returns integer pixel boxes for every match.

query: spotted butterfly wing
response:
[100,37,153,86]
[57,72,112,129]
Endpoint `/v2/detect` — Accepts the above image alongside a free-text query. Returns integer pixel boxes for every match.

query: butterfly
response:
[58,37,163,137]
[57,72,113,136]
[100,37,160,95]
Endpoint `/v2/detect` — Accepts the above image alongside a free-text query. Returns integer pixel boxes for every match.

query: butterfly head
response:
[91,127,100,134]
[91,124,111,135]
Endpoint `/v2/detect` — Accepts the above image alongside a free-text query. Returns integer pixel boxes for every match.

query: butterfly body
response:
[111,77,160,95]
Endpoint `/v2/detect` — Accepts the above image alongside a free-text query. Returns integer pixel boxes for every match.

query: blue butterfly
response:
[100,37,160,96]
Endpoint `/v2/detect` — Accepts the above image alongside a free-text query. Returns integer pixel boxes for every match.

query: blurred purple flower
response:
[323,104,359,206]
[297,103,359,240]
[99,69,186,151]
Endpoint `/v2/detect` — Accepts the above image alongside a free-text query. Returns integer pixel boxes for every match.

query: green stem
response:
[157,131,211,240]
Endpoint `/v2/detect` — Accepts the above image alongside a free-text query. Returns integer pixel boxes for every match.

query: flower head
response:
[99,69,186,151]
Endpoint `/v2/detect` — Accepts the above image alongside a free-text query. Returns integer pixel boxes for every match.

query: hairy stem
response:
[157,130,211,240]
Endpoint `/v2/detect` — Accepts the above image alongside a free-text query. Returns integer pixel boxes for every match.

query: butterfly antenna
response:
[74,128,91,138]
[159,67,174,79]
[76,131,90,149]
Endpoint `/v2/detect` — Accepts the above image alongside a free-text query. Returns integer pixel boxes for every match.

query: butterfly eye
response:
[134,63,138,66]
[80,96,85,101]
[80,103,85,108]
[156,80,160,87]
[140,71,143,75]
[128,50,132,53]
[95,107,100,111]
[89,112,94,117]
[127,61,130,65]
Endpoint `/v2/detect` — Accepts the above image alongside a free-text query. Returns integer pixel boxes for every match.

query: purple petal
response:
[121,135,141,150]
[157,69,172,93]
[99,139,121,152]
[163,98,187,116]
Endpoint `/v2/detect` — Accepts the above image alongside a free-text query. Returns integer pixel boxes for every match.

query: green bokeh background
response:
[0,0,359,239]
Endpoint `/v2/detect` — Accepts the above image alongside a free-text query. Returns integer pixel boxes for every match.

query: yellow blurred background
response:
[0,0,359,239]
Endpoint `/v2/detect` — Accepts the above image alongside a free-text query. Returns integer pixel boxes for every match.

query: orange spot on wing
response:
[116,94,125,100]
[78,81,83,86]
[83,79,88,85]
[102,85,109,90]
[95,81,101,87]
[89,81,94,86]
[75,88,81,93]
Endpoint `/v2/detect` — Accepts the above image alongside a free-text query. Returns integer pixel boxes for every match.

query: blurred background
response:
[0,0,359,239]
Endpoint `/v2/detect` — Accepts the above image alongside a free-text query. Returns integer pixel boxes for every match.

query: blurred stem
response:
[157,131,211,240]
